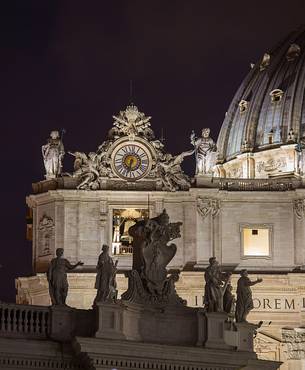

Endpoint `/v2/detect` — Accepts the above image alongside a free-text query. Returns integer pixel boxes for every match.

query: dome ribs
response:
[217,26,305,165]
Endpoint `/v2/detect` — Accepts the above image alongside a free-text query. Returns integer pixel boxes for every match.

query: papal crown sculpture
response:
[41,104,218,191]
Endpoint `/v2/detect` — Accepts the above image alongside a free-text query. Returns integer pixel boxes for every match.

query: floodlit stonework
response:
[9,25,305,369]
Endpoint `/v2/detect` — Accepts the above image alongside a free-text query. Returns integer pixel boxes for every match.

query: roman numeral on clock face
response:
[114,144,150,179]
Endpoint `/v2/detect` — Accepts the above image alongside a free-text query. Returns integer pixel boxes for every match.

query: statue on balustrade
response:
[235,269,263,323]
[122,209,185,305]
[42,130,65,179]
[47,248,84,306]
[94,244,118,304]
[204,257,232,312]
[191,128,217,175]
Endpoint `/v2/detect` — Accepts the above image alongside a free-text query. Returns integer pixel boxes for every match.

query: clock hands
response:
[127,157,135,172]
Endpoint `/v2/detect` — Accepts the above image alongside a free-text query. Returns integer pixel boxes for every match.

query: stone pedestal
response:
[95,301,126,340]
[50,305,74,342]
[49,305,95,342]
[96,300,198,346]
[123,302,198,345]
[235,322,258,353]
[195,174,216,187]
[205,312,234,350]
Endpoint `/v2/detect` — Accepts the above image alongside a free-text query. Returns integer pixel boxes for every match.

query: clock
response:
[111,142,151,180]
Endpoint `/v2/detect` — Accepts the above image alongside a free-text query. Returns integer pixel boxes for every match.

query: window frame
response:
[240,223,273,259]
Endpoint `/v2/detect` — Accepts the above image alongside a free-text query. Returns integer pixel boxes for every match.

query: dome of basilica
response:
[215,26,305,179]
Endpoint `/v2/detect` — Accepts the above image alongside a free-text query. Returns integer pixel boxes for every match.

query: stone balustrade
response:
[218,177,301,191]
[0,302,95,342]
[0,302,50,339]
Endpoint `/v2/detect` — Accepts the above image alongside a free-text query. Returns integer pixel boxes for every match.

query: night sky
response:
[1,1,305,302]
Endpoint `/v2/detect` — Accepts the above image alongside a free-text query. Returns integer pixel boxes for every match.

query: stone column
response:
[196,197,220,266]
[293,199,305,266]
[99,200,109,246]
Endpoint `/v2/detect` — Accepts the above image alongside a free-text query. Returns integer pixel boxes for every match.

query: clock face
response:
[112,143,150,180]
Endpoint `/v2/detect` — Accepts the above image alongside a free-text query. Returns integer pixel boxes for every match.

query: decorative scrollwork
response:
[294,199,305,220]
[197,197,220,219]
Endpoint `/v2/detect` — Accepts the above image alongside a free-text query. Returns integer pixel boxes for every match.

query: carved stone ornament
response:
[38,214,55,256]
[65,104,193,191]
[257,158,286,173]
[197,197,220,219]
[294,199,305,220]
[254,334,280,361]
[121,209,185,306]
[282,328,305,360]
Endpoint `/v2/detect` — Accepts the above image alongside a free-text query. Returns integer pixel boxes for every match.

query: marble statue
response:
[156,150,194,191]
[94,245,118,304]
[235,269,263,323]
[47,248,83,305]
[122,209,185,305]
[191,128,217,175]
[203,257,231,312]
[223,282,236,316]
[69,151,101,190]
[42,131,65,179]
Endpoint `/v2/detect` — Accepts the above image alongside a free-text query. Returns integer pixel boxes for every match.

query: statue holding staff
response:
[42,130,65,179]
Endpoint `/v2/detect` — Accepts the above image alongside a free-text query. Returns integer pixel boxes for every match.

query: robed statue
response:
[191,128,217,175]
[94,244,118,304]
[47,248,83,305]
[204,257,231,312]
[42,131,65,179]
[235,269,263,322]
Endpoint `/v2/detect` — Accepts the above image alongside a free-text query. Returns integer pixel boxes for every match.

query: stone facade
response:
[25,187,305,273]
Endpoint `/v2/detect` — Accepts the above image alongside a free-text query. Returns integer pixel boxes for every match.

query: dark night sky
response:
[1,1,305,302]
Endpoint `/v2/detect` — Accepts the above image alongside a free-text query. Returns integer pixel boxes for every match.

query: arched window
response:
[286,43,301,62]
[239,100,248,114]
[260,53,270,71]
[270,89,284,103]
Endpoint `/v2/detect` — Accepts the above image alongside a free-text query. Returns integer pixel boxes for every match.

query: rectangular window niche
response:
[240,223,273,259]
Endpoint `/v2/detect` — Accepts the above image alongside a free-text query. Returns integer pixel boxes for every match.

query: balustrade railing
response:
[0,303,50,338]
[218,177,301,191]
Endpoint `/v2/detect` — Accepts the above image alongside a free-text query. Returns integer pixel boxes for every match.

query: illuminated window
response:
[240,224,272,258]
[112,208,148,255]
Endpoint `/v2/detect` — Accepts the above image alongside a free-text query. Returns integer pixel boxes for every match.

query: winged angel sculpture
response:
[68,150,112,190]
